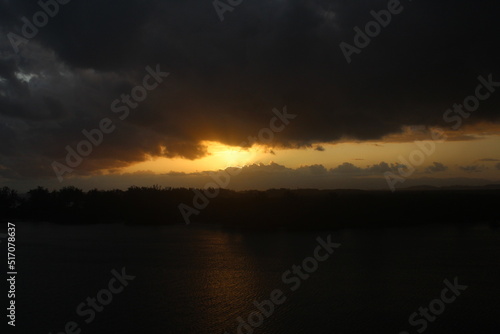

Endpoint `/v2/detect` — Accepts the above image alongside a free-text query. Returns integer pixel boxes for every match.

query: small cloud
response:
[166,171,189,176]
[459,165,487,173]
[477,158,500,162]
[330,161,401,175]
[331,162,362,174]
[298,164,328,175]
[425,162,448,173]
[244,162,289,173]
[315,145,325,152]
[353,158,364,161]
[366,162,394,173]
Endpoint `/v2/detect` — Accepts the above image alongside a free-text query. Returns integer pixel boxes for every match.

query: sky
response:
[0,0,499,192]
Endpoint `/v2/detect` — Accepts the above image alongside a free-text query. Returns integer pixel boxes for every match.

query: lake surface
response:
[13,223,500,333]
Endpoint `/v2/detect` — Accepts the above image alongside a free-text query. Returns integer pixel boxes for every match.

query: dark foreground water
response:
[11,223,500,333]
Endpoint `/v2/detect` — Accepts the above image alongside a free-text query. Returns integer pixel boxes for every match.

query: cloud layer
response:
[1,0,500,180]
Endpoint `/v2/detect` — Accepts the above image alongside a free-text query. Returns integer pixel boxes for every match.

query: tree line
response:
[1,186,499,229]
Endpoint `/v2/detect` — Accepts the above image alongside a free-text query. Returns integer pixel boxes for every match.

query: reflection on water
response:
[182,232,263,333]
[15,223,500,334]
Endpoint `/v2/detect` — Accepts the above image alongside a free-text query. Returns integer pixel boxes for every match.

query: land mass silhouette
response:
[1,185,499,230]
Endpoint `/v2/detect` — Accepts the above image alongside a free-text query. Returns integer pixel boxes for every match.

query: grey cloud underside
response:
[459,165,487,173]
[2,162,496,192]
[425,162,448,173]
[0,0,500,178]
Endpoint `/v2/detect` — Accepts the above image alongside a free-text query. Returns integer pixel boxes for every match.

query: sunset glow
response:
[121,141,263,174]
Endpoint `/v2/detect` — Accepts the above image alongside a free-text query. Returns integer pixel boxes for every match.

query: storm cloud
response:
[1,0,500,179]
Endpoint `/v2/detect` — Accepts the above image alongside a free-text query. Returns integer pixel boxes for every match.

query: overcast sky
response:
[0,0,499,191]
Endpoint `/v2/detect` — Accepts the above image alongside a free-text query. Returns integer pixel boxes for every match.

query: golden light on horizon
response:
[119,141,262,174]
[203,141,260,169]
[115,135,500,178]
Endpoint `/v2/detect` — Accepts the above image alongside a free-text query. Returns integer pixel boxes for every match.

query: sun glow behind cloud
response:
[120,141,262,174]
[117,134,500,178]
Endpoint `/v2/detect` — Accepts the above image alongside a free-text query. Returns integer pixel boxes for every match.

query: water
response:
[13,223,500,333]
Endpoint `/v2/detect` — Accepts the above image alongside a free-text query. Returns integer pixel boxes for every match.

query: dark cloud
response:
[3,162,497,193]
[315,145,325,151]
[477,158,500,162]
[330,162,362,174]
[425,162,448,173]
[329,161,399,174]
[297,164,328,175]
[0,0,499,179]
[459,165,487,173]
